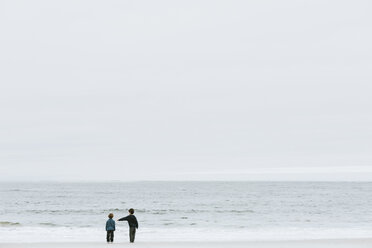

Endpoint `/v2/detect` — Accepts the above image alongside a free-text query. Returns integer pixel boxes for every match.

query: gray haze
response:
[1,0,371,181]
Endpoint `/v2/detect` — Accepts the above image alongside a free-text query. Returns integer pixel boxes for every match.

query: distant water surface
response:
[0,182,371,242]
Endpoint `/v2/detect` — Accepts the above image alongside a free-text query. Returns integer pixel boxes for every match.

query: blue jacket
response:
[106,218,115,231]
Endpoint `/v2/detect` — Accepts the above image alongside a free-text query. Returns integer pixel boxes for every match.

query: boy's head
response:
[108,213,114,219]
[128,208,134,214]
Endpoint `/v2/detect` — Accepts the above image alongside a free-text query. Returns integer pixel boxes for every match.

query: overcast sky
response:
[0,0,371,181]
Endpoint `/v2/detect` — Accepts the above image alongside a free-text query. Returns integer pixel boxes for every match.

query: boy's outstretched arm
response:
[118,216,128,221]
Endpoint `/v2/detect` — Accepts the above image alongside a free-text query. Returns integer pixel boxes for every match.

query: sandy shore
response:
[1,239,372,248]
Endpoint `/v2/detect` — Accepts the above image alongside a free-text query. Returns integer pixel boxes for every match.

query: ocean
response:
[0,181,371,242]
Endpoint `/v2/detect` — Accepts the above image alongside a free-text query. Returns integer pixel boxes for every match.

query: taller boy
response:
[118,208,139,243]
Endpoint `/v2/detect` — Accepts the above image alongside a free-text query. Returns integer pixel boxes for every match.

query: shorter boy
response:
[106,213,115,243]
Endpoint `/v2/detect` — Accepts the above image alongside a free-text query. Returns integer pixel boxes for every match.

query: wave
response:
[229,210,255,214]
[22,208,255,216]
[39,223,58,227]
[25,209,97,214]
[0,221,21,226]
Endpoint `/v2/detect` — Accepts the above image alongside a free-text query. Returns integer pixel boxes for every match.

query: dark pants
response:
[129,227,136,242]
[106,230,114,242]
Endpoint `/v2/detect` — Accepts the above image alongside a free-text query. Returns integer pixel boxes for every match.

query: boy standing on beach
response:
[106,213,115,243]
[118,208,139,243]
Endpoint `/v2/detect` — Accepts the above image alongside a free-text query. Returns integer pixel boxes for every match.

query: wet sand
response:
[1,239,372,248]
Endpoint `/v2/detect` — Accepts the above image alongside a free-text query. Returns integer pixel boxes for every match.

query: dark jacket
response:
[118,215,138,229]
[106,218,115,231]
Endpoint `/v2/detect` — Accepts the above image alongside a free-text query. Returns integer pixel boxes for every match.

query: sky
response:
[0,0,371,181]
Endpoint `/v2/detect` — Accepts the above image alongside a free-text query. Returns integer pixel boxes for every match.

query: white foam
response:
[2,226,372,243]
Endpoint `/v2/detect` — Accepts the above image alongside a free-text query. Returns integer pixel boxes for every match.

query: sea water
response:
[0,181,372,242]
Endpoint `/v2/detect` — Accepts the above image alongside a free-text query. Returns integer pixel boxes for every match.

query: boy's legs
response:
[129,227,136,243]
[107,230,114,242]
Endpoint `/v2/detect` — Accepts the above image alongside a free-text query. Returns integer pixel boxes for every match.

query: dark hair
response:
[128,208,134,214]
[108,213,114,219]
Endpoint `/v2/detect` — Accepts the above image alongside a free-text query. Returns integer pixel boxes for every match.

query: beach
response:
[2,239,372,248]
